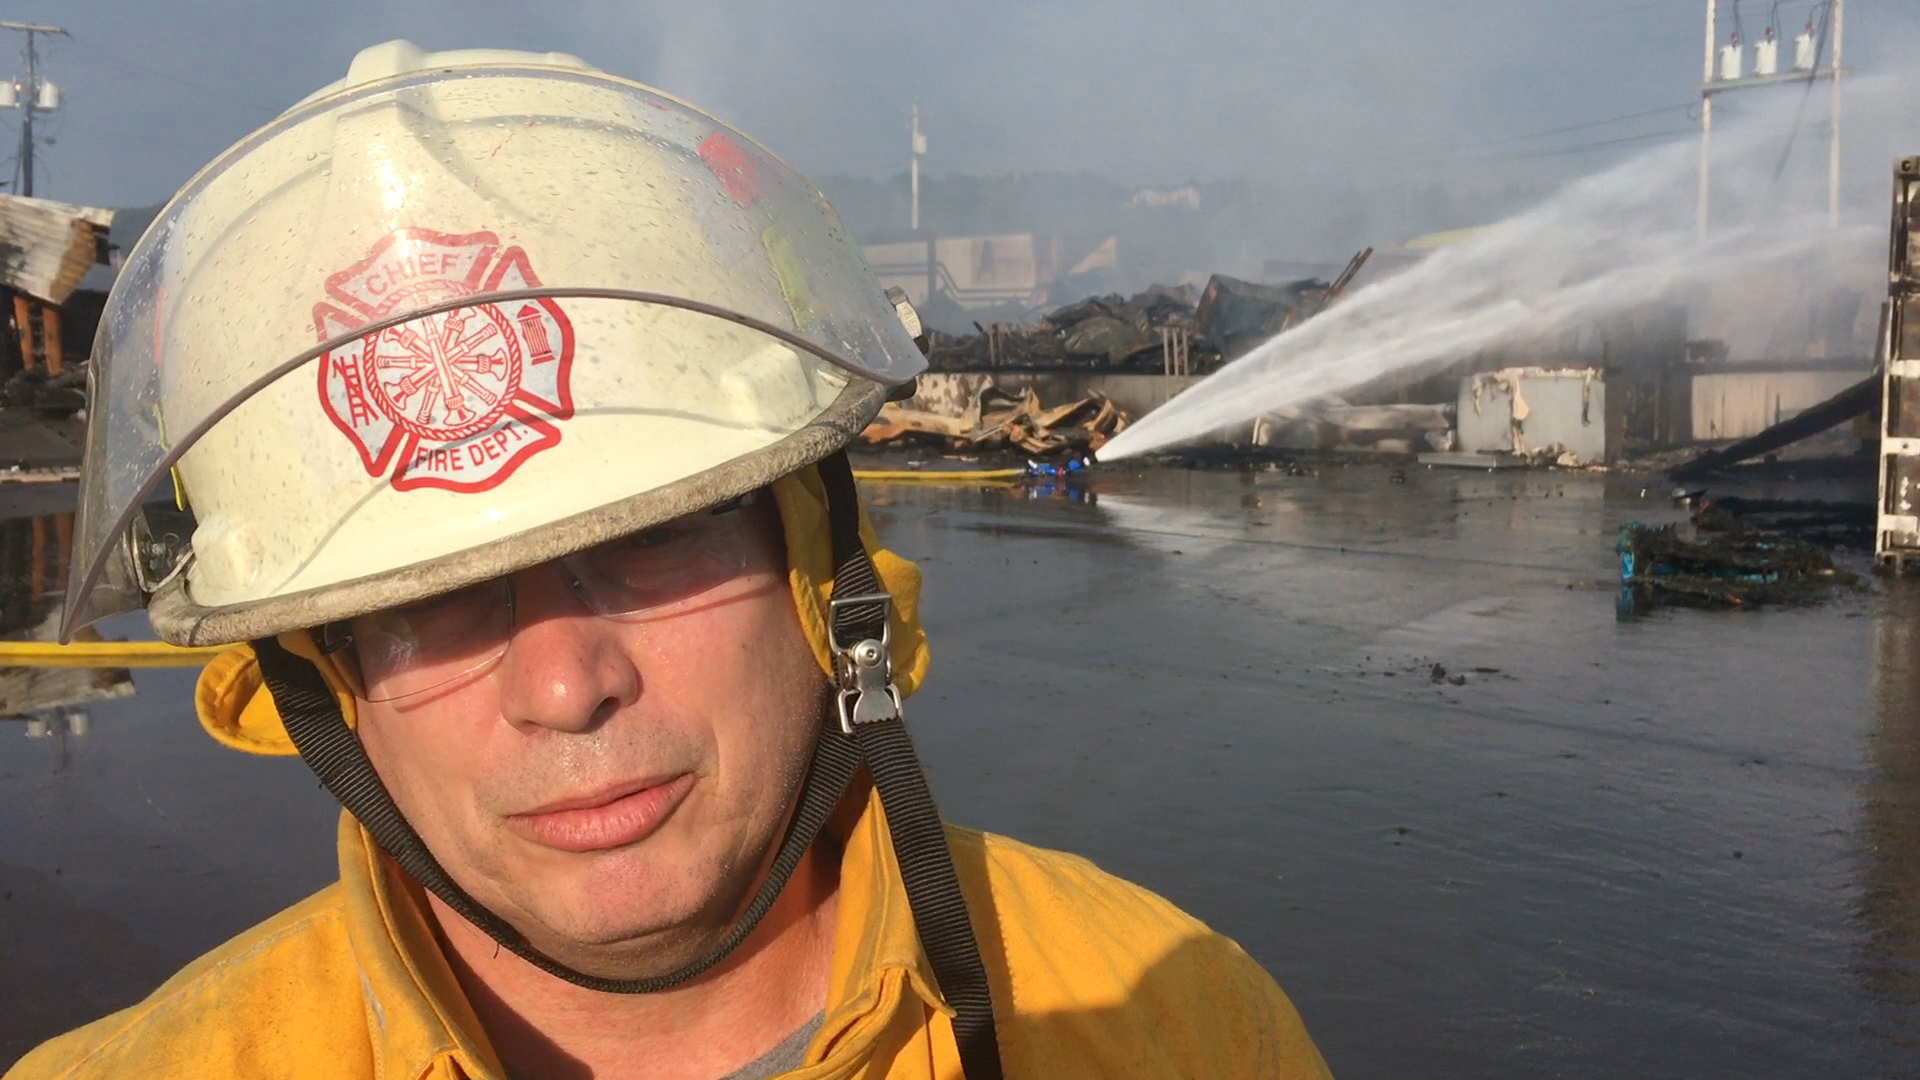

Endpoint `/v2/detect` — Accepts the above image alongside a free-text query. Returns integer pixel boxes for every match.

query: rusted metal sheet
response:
[1889,366,1920,441]
[1881,157,1920,570]
[0,194,113,305]
[1899,294,1920,362]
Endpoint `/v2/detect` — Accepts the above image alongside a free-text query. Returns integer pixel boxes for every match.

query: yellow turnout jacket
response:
[8,782,1332,1079]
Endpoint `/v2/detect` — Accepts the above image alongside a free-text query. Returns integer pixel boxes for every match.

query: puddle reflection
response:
[1864,584,1920,1050]
[0,510,134,767]
[0,472,1912,1076]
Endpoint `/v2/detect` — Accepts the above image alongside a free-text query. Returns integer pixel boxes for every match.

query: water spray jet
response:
[1096,77,1916,463]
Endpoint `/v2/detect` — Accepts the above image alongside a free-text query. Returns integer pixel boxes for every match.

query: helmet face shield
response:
[67,65,923,641]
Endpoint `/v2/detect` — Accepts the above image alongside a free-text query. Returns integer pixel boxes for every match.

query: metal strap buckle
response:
[835,637,903,734]
[828,591,893,651]
[829,590,902,732]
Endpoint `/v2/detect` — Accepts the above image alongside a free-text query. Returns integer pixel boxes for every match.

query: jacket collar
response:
[335,778,946,1080]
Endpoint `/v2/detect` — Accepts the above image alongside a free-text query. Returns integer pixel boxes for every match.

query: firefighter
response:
[9,41,1330,1080]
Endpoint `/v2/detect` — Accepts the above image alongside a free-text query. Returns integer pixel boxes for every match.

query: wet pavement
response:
[4,461,1919,1078]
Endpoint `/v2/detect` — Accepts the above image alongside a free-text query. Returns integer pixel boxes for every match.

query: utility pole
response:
[908,103,926,232]
[1696,0,1842,235]
[1829,0,1844,228]
[0,21,69,198]
[1698,0,1715,236]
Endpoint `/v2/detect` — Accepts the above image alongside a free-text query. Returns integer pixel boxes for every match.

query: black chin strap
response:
[815,451,1004,1080]
[254,637,861,993]
[253,450,1002,1079]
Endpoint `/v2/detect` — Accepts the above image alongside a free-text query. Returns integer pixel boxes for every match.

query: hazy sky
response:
[19,0,1920,213]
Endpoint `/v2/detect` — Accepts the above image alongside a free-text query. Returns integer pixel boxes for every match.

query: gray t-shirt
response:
[717,1013,824,1080]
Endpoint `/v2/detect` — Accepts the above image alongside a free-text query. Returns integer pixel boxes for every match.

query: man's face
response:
[351,497,829,974]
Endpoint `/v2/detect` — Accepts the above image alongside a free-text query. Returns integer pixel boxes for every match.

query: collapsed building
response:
[919,257,1370,376]
[0,193,112,414]
[866,220,1877,471]
[0,195,115,473]
[857,254,1377,455]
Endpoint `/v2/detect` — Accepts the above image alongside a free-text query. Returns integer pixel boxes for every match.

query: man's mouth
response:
[505,773,698,853]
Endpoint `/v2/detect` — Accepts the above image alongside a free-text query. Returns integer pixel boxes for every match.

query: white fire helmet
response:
[64,41,925,645]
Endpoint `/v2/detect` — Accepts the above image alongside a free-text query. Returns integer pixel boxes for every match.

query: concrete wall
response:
[1690,370,1862,441]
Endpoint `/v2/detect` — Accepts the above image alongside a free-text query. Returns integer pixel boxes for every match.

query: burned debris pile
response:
[861,383,1127,457]
[925,260,1365,374]
[1617,522,1857,611]
[1689,494,1874,549]
[0,365,86,412]
[0,197,114,427]
[926,283,1206,373]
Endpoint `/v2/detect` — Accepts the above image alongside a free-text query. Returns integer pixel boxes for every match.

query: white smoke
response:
[1099,73,1912,460]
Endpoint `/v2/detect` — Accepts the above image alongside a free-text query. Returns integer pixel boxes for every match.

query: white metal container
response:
[32,81,58,111]
[1455,368,1608,465]
[1754,33,1779,76]
[0,82,19,109]
[1719,40,1744,81]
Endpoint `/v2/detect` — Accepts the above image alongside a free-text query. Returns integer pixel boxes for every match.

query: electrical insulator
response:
[1794,24,1817,70]
[1754,29,1779,76]
[32,80,58,111]
[1719,32,1744,81]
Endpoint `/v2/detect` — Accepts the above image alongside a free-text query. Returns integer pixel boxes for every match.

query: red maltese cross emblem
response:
[312,228,575,493]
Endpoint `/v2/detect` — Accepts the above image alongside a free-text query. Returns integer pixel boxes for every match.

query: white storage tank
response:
[1754,29,1779,75]
[1794,24,1817,70]
[1719,33,1744,80]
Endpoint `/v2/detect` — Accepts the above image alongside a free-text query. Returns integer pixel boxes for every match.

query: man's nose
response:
[493,566,642,734]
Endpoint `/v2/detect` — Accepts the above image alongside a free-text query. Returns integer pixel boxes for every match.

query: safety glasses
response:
[319,494,759,703]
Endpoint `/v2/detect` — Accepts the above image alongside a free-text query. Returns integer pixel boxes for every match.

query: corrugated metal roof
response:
[0,194,114,305]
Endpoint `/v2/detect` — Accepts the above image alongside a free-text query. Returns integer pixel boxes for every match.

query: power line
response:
[55,112,233,155]
[1520,130,1695,158]
[66,36,266,119]
[1482,104,1695,147]
[1399,102,1695,159]
[1438,129,1694,166]
[1562,1,1702,29]
[1769,0,1833,182]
